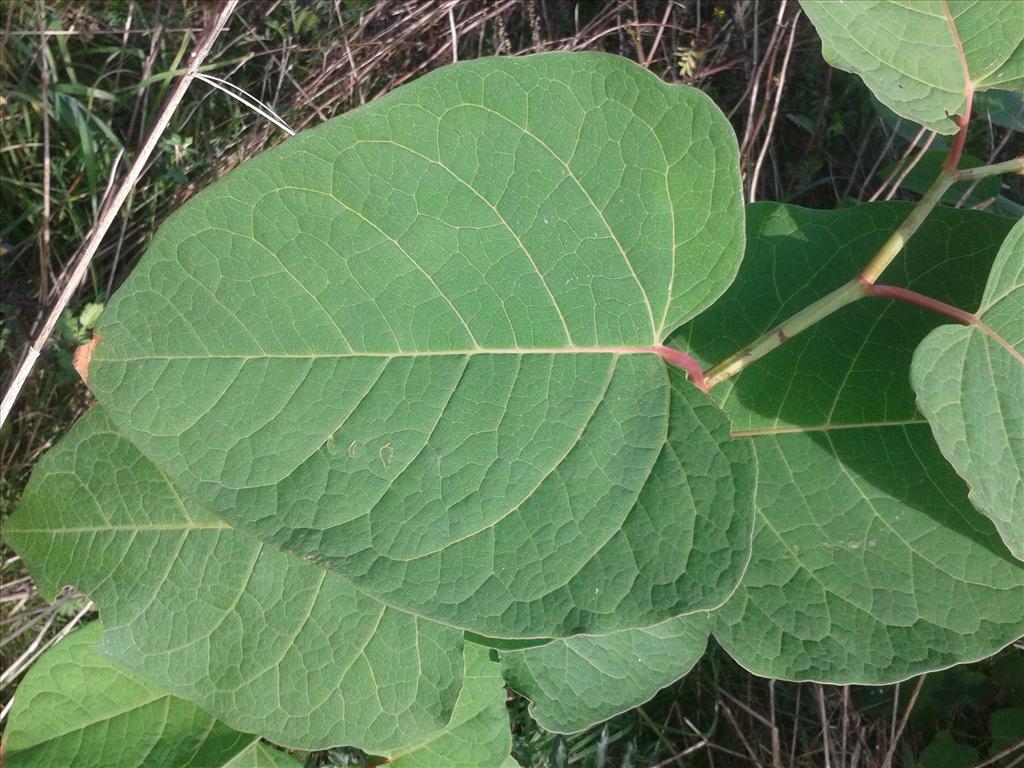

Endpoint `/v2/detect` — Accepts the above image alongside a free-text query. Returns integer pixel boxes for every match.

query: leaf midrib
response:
[96,346,668,362]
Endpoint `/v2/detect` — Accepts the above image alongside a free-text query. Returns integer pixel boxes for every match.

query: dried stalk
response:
[0,0,239,428]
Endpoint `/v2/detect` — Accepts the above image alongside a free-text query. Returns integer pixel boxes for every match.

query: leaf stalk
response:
[700,153,1022,390]
[954,155,1024,181]
[865,284,1024,364]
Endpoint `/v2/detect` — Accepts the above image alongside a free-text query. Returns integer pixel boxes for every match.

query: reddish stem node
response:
[940,0,973,172]
[654,345,709,392]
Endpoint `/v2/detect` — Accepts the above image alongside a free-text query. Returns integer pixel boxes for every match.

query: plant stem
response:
[866,284,1024,363]
[863,284,976,325]
[858,169,956,284]
[703,167,953,389]
[942,87,972,171]
[656,345,709,391]
[703,279,867,390]
[700,153,1024,390]
[954,154,1024,180]
[940,0,971,173]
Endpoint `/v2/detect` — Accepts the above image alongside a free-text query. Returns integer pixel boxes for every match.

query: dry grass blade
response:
[881,675,927,768]
[970,741,1024,768]
[34,0,51,300]
[748,5,799,201]
[818,685,833,768]
[0,0,239,428]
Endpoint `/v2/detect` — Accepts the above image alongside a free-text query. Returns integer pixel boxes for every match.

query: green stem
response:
[858,169,956,284]
[701,155,1022,391]
[703,279,867,390]
[954,154,1024,181]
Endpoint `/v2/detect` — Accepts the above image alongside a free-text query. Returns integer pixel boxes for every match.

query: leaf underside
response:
[499,613,708,733]
[466,203,1024,735]
[222,743,304,768]
[2,623,257,768]
[6,408,465,752]
[386,644,515,768]
[9,42,1023,753]
[912,216,1024,561]
[86,52,752,638]
[800,0,1024,133]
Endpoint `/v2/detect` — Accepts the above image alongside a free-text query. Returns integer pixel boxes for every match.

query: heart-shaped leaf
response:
[2,622,258,768]
[499,614,708,733]
[6,408,465,752]
[85,52,752,638]
[801,0,1024,133]
[675,202,1024,682]
[912,216,1024,560]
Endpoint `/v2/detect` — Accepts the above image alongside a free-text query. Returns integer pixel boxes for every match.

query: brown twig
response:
[817,685,832,768]
[643,0,674,68]
[748,7,799,201]
[969,740,1024,768]
[858,118,908,200]
[739,0,787,166]
[881,675,927,768]
[0,0,239,428]
[877,130,938,202]
[866,124,926,201]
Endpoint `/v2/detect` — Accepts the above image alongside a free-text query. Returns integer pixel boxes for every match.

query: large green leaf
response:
[674,202,1024,682]
[800,0,1024,134]
[715,427,1024,683]
[386,644,515,768]
[5,408,464,752]
[2,622,256,768]
[912,216,1024,560]
[499,614,708,733]
[85,52,752,638]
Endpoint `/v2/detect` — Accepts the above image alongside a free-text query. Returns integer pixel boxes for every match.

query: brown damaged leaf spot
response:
[73,333,101,386]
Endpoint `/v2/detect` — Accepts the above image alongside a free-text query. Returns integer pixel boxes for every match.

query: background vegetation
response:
[2,1,1021,766]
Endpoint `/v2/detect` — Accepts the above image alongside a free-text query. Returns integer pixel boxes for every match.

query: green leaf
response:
[989,708,1024,767]
[991,652,1024,706]
[2,622,256,768]
[715,427,1024,683]
[500,614,708,733]
[85,52,752,638]
[673,202,1024,683]
[5,408,465,752]
[913,730,979,768]
[800,0,1024,133]
[386,644,515,768]
[222,743,304,768]
[78,301,105,331]
[974,89,1024,131]
[912,216,1024,560]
